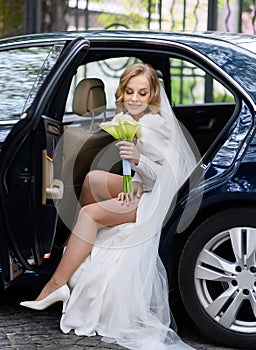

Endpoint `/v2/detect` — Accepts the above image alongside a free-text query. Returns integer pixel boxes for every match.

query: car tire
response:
[178,207,256,349]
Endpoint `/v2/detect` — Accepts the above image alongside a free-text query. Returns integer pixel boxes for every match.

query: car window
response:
[63,53,237,158]
[169,58,235,105]
[23,45,65,113]
[65,56,140,119]
[0,47,53,121]
[168,57,237,157]
[0,45,64,142]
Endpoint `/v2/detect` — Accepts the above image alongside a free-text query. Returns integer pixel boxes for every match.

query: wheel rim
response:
[195,227,256,333]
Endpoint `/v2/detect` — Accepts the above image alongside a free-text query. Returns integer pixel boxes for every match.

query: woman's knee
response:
[80,204,101,226]
[82,170,104,198]
[81,170,122,205]
[79,170,107,206]
[84,170,106,189]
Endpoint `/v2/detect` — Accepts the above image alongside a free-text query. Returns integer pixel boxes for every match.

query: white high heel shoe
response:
[20,284,70,314]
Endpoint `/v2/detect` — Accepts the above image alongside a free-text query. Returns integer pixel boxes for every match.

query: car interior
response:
[51,48,240,247]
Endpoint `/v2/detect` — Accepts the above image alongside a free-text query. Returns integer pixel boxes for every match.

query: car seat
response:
[58,78,119,241]
[72,77,107,131]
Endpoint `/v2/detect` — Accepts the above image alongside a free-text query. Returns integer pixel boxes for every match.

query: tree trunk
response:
[42,0,69,32]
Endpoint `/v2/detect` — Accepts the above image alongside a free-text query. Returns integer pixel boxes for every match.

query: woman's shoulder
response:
[140,113,166,128]
[138,113,171,141]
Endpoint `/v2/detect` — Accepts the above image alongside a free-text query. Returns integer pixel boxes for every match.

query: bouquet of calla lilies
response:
[100,112,140,193]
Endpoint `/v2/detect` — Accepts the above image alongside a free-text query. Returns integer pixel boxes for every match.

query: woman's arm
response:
[132,154,162,192]
[116,140,163,192]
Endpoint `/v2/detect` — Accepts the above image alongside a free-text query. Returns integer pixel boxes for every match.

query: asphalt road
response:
[0,285,244,350]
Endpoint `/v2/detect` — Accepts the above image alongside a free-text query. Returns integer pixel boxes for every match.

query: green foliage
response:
[97,0,160,29]
[217,0,229,8]
[242,0,255,12]
[171,74,233,105]
[0,0,25,37]
[213,93,234,103]
[171,76,200,105]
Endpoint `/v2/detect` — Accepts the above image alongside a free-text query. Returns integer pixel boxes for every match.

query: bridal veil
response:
[60,85,197,350]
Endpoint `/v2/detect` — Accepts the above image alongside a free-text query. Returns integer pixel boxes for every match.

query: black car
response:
[0,30,256,349]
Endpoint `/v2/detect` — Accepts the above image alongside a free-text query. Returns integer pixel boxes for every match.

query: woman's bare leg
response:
[79,170,123,206]
[36,172,138,301]
[36,210,98,300]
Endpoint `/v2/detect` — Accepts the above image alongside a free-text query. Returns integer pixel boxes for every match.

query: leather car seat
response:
[59,78,107,232]
[62,77,107,178]
[72,77,107,131]
[58,78,119,242]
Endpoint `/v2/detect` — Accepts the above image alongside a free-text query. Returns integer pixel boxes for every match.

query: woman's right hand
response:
[117,181,143,205]
[116,140,140,165]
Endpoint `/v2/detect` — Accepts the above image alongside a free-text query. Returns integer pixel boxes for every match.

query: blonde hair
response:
[115,63,161,114]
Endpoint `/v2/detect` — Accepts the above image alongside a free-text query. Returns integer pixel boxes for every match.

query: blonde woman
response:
[21,63,196,350]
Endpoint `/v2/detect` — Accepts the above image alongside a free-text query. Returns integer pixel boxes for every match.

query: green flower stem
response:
[122,159,133,193]
[123,175,134,193]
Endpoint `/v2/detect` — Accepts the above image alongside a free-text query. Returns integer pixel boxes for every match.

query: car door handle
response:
[42,150,64,204]
[196,117,215,130]
[46,178,64,200]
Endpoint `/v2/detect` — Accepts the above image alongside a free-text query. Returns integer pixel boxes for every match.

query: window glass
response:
[0,45,63,142]
[169,57,236,157]
[65,56,140,116]
[169,58,234,105]
[0,46,56,121]
[23,45,64,112]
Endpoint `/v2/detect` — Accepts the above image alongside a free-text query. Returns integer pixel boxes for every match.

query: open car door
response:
[0,37,90,288]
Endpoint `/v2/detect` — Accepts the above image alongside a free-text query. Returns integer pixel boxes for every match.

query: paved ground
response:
[0,285,245,350]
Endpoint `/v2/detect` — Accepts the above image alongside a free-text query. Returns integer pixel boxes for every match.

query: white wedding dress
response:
[60,88,197,350]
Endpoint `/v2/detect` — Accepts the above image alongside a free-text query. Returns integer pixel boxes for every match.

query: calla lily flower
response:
[100,112,140,141]
[100,113,141,193]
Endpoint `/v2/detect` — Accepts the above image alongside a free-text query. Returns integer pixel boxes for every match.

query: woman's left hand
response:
[117,191,135,205]
[116,140,140,165]
[117,181,142,205]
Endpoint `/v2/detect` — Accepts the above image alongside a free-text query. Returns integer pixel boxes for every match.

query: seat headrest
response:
[72,78,106,117]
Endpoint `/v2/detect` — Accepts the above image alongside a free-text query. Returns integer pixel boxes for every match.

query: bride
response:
[21,63,196,349]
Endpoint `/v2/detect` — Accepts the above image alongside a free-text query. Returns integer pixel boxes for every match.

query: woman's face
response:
[123,73,151,118]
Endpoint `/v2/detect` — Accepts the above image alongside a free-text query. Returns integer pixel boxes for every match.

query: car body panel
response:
[0,30,255,274]
[0,30,256,347]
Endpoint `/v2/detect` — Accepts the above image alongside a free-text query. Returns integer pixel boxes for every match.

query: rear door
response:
[0,37,90,287]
